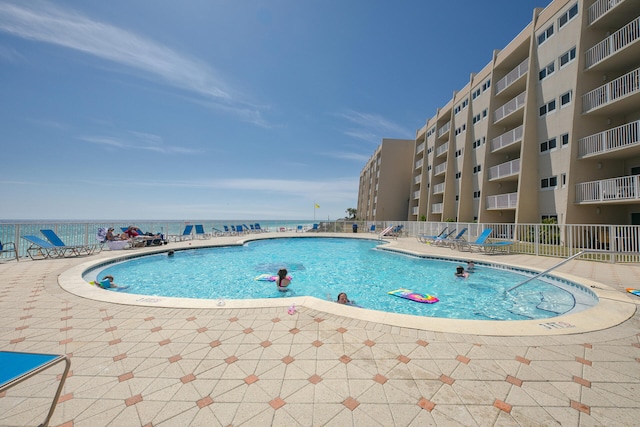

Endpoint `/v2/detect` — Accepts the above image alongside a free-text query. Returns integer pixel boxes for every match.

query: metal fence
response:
[1,220,639,264]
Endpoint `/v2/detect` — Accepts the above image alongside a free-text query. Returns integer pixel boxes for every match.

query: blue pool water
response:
[90,238,597,321]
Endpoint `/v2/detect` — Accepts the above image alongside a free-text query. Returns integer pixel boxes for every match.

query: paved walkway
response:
[1,234,639,426]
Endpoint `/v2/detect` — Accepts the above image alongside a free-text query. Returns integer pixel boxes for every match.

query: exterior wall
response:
[387,0,640,226]
[357,138,414,221]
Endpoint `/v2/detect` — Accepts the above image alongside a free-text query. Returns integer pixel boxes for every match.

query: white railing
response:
[417,142,425,154]
[411,206,419,215]
[575,174,640,202]
[436,142,449,157]
[486,192,518,209]
[431,203,443,214]
[494,92,526,123]
[437,121,450,138]
[582,66,640,113]
[433,182,445,194]
[491,125,524,152]
[495,58,529,95]
[415,158,424,169]
[414,174,422,184]
[413,190,421,200]
[488,158,521,181]
[434,162,447,175]
[585,17,640,69]
[578,120,640,158]
[588,0,624,25]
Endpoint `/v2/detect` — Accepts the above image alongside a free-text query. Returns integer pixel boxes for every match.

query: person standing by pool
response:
[276,268,291,292]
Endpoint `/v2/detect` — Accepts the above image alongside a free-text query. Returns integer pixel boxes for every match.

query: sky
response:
[0,0,550,221]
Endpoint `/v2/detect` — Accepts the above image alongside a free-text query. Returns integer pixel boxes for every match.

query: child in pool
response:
[455,266,469,279]
[466,261,475,272]
[276,268,291,292]
[97,275,128,289]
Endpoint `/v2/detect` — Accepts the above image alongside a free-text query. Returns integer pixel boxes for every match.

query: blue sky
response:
[0,0,549,220]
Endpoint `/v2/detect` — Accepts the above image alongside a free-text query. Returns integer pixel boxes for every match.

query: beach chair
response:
[22,235,68,259]
[457,229,514,253]
[437,227,468,248]
[212,227,224,236]
[416,226,448,243]
[296,225,304,232]
[254,223,265,232]
[0,240,19,262]
[369,224,376,233]
[0,350,70,427]
[223,225,235,235]
[169,224,193,242]
[310,223,319,232]
[122,227,166,246]
[41,229,97,256]
[194,224,210,239]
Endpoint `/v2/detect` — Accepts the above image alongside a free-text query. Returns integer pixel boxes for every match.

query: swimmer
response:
[466,261,475,272]
[98,275,127,289]
[337,292,350,304]
[168,250,175,257]
[455,266,469,279]
[276,268,291,292]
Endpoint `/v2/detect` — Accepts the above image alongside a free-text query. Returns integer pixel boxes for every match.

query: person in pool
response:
[455,266,469,279]
[276,268,291,292]
[466,261,475,272]
[337,292,351,304]
[97,275,127,289]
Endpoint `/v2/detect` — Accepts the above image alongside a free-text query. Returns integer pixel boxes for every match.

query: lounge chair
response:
[22,235,68,259]
[212,227,224,236]
[457,229,514,253]
[0,240,19,262]
[310,223,319,232]
[437,227,468,248]
[416,227,448,243]
[194,224,210,239]
[122,227,167,246]
[41,229,98,256]
[254,223,265,232]
[369,224,376,233]
[169,225,193,242]
[223,225,235,235]
[0,350,70,427]
[296,225,304,232]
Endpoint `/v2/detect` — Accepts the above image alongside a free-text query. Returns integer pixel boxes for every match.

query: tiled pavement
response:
[1,234,639,426]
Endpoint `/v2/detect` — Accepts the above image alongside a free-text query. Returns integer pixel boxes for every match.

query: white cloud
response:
[337,109,413,142]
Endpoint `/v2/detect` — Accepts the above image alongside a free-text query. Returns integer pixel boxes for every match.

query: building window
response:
[472,88,481,99]
[559,47,576,68]
[455,195,459,201]
[538,24,554,45]
[427,147,433,153]
[539,99,556,117]
[427,165,432,171]
[561,173,567,187]
[473,165,482,174]
[455,172,461,179]
[455,124,466,135]
[541,175,558,189]
[482,109,487,118]
[540,137,557,153]
[541,214,558,222]
[473,137,485,149]
[482,79,491,92]
[473,190,481,199]
[455,149,463,157]
[558,3,578,29]
[561,133,569,146]
[539,62,555,81]
[560,90,572,107]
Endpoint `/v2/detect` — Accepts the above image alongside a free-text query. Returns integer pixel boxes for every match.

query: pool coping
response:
[57,233,637,336]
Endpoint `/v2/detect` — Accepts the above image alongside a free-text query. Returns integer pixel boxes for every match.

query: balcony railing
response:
[488,158,521,181]
[431,203,443,214]
[575,174,640,202]
[433,182,445,195]
[486,192,518,209]
[411,206,419,215]
[417,142,425,154]
[413,190,420,200]
[434,162,447,175]
[494,92,526,123]
[495,58,528,95]
[585,17,640,69]
[578,120,640,158]
[415,158,424,169]
[582,66,640,113]
[436,142,449,157]
[491,125,524,152]
[588,0,624,25]
[437,121,450,138]
[414,174,422,184]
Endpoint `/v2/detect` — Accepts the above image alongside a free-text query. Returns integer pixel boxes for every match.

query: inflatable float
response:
[626,288,640,297]
[388,288,439,304]
[255,274,292,282]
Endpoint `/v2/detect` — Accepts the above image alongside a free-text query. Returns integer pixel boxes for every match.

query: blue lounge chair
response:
[254,223,265,232]
[369,224,376,233]
[417,227,449,243]
[0,350,70,427]
[458,229,514,253]
[0,240,19,262]
[22,235,68,259]
[310,223,319,232]
[194,224,209,239]
[437,227,468,248]
[41,229,97,256]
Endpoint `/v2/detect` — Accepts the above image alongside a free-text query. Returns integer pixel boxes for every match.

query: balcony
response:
[582,66,640,114]
[486,192,518,210]
[437,121,451,138]
[578,120,640,158]
[588,0,625,25]
[585,17,640,71]
[431,203,443,214]
[491,125,524,153]
[411,206,419,216]
[415,158,424,169]
[436,142,449,157]
[413,190,420,200]
[575,174,640,203]
[433,182,445,195]
[495,58,528,96]
[493,92,526,124]
[417,142,425,154]
[488,159,520,181]
[414,174,422,185]
[434,162,447,176]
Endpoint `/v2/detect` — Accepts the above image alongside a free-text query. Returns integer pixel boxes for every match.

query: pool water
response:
[91,237,597,321]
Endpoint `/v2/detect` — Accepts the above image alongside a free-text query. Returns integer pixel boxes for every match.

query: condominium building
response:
[359,0,640,225]
[357,138,414,221]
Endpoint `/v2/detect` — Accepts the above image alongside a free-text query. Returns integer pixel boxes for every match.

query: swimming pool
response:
[88,237,598,321]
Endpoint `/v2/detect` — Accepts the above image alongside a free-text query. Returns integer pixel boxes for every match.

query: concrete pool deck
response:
[1,232,639,426]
